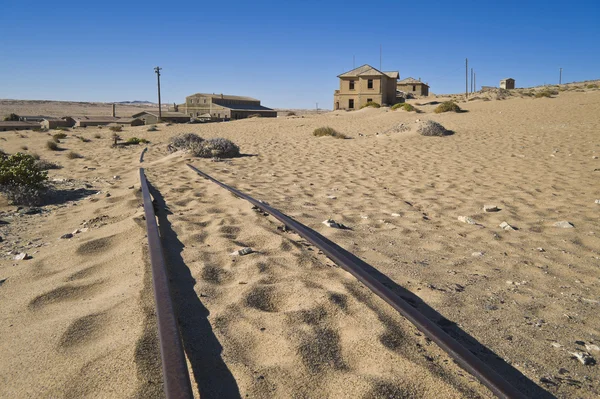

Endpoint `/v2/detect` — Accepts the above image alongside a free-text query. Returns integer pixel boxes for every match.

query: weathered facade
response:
[131,111,190,125]
[333,64,400,110]
[41,117,75,130]
[500,78,515,90]
[179,93,277,120]
[0,121,41,131]
[397,77,429,96]
[73,116,143,127]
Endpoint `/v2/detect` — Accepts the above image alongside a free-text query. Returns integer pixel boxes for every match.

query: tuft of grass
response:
[94,133,102,139]
[189,138,240,158]
[392,103,415,112]
[109,126,123,132]
[360,101,381,109]
[434,101,462,113]
[20,145,28,151]
[35,158,62,170]
[77,135,91,142]
[586,84,598,89]
[286,111,297,116]
[125,137,149,145]
[534,90,556,98]
[313,126,348,139]
[66,151,83,159]
[53,132,67,140]
[46,140,60,151]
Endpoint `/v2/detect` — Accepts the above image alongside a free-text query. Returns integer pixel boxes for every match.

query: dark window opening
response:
[368,79,373,89]
[367,98,373,102]
[349,99,354,109]
[349,80,355,90]
[412,85,416,91]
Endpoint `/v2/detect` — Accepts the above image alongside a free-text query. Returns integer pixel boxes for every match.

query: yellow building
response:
[333,64,399,110]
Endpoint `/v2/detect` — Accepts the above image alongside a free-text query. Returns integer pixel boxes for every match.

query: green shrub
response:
[125,137,150,145]
[313,126,347,139]
[109,126,123,132]
[535,91,554,98]
[0,152,48,205]
[46,140,60,151]
[434,101,462,113]
[66,151,83,159]
[392,103,416,112]
[360,101,381,109]
[586,84,598,89]
[170,133,204,149]
[3,113,19,121]
[189,138,240,158]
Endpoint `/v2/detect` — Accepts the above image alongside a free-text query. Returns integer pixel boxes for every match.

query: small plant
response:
[109,126,123,132]
[66,151,83,159]
[3,113,19,121]
[392,103,415,112]
[0,152,48,205]
[147,125,158,132]
[125,137,150,145]
[46,140,60,151]
[111,132,121,146]
[286,111,297,116]
[21,145,28,151]
[30,152,40,160]
[417,120,451,137]
[534,91,553,98]
[360,101,381,109]
[53,132,67,140]
[94,133,102,139]
[189,138,240,158]
[77,136,91,142]
[170,133,204,149]
[313,127,347,139]
[35,158,62,170]
[586,84,598,89]
[434,101,462,113]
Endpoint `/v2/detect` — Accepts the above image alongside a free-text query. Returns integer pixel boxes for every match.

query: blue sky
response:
[1,0,598,109]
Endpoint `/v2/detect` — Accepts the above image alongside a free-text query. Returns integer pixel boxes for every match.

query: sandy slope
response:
[0,88,599,398]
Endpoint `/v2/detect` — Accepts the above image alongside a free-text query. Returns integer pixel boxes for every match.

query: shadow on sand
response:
[148,182,241,399]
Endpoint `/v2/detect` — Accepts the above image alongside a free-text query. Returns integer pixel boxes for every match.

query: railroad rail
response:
[186,163,528,399]
[139,168,193,399]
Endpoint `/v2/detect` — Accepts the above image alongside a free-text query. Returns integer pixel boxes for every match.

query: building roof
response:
[219,104,276,112]
[73,116,141,123]
[132,111,189,118]
[187,93,259,102]
[397,77,429,86]
[501,78,515,81]
[338,64,399,79]
[0,121,41,127]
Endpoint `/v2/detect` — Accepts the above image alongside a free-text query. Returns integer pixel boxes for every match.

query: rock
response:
[326,195,337,199]
[128,186,134,189]
[472,252,484,257]
[391,213,401,217]
[231,247,254,256]
[0,236,2,242]
[537,247,545,252]
[499,221,516,231]
[60,233,73,239]
[595,199,600,204]
[105,193,111,198]
[569,351,595,366]
[585,344,600,352]
[18,207,42,215]
[458,216,477,225]
[483,204,500,212]
[322,219,347,229]
[593,156,598,159]
[113,175,120,180]
[554,221,574,228]
[0,278,6,286]
[551,342,563,348]
[14,252,30,260]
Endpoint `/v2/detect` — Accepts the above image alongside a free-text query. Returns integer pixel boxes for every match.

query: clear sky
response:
[1,0,598,109]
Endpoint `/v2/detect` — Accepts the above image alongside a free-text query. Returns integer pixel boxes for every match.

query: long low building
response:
[0,121,41,131]
[41,117,75,130]
[131,111,190,125]
[73,116,144,127]
[180,93,277,120]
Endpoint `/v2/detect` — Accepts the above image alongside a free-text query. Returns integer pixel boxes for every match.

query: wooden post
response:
[465,58,468,98]
[154,66,162,122]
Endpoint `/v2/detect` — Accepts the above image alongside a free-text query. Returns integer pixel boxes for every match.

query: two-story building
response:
[333,64,400,110]
[180,93,277,120]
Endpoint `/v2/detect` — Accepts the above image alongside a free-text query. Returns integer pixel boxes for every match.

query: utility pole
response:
[154,66,162,122]
[465,58,468,98]
[471,68,474,93]
[316,102,319,114]
[559,68,562,85]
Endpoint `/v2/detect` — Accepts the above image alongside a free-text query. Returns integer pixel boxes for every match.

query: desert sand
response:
[0,86,599,398]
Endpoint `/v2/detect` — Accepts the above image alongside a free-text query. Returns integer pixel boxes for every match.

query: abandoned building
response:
[500,78,515,90]
[132,111,190,125]
[333,64,400,110]
[73,116,143,127]
[40,117,75,130]
[0,121,41,131]
[397,77,430,96]
[179,93,277,120]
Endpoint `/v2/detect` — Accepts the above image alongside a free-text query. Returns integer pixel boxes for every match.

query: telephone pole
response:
[465,58,468,98]
[559,68,562,85]
[154,66,162,122]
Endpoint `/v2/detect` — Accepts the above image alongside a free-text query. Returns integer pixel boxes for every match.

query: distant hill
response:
[115,100,156,105]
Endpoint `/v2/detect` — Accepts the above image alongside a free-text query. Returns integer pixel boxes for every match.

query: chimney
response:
[112,104,116,117]
[418,77,421,82]
[221,93,223,99]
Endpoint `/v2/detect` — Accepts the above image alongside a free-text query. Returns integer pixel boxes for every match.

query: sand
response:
[0,86,599,398]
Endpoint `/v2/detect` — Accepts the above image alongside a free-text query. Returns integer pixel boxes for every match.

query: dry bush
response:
[313,126,347,139]
[0,152,48,205]
[20,145,28,151]
[53,132,67,140]
[170,133,204,149]
[434,101,462,113]
[77,136,91,143]
[35,159,62,170]
[46,141,60,151]
[94,133,102,139]
[586,84,598,89]
[66,151,83,159]
[109,126,123,132]
[416,120,451,137]
[286,111,297,116]
[392,103,416,111]
[189,138,240,158]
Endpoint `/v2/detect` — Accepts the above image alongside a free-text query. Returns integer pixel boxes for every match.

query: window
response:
[368,79,373,89]
[367,98,373,103]
[412,85,416,91]
[349,80,355,90]
[349,99,354,109]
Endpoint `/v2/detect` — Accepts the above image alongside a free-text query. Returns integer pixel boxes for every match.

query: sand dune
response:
[0,88,599,398]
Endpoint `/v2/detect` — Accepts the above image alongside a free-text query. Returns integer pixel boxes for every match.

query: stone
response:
[554,221,574,228]
[105,193,111,198]
[472,252,484,257]
[231,247,254,256]
[60,233,73,239]
[537,247,545,252]
[391,213,401,217]
[326,195,337,199]
[18,207,42,215]
[322,219,347,229]
[569,351,595,366]
[458,216,477,225]
[595,199,600,204]
[551,342,563,348]
[128,186,134,189]
[593,156,598,159]
[14,252,30,260]
[483,204,500,212]
[585,344,600,352]
[113,175,120,180]
[499,222,516,231]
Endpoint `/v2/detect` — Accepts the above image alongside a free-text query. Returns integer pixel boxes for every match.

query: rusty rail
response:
[139,168,193,399]
[186,163,528,399]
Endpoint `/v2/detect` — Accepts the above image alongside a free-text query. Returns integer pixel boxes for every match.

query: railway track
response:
[139,162,530,399]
